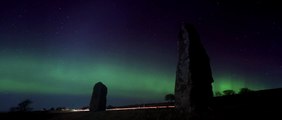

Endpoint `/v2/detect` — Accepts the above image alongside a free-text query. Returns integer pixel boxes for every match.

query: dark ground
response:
[2,88,282,120]
[1,108,282,120]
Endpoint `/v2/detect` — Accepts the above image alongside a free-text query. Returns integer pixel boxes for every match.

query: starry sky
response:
[0,0,282,111]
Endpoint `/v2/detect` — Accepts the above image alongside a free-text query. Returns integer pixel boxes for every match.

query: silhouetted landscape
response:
[2,88,282,120]
[1,0,282,120]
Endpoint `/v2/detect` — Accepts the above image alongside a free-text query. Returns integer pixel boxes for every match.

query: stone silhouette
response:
[89,82,108,112]
[175,23,214,116]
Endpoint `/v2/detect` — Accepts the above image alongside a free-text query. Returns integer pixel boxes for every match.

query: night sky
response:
[1,0,282,111]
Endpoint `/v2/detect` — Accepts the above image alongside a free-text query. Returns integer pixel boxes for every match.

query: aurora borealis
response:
[1,0,282,111]
[0,52,174,97]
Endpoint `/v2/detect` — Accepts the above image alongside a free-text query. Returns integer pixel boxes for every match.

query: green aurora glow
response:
[0,53,174,99]
[212,75,266,93]
[0,52,267,100]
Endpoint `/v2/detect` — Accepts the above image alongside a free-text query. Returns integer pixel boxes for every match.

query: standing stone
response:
[175,23,214,116]
[89,82,107,112]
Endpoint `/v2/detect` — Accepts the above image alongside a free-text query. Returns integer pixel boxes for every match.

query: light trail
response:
[65,105,175,112]
[106,105,175,111]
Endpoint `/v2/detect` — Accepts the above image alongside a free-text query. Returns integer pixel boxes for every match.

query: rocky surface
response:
[89,82,108,112]
[175,24,214,116]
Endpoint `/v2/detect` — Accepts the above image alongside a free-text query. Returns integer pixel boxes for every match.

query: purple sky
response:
[0,0,282,111]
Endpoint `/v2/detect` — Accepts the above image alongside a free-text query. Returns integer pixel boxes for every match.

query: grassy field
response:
[1,107,282,120]
[0,109,183,120]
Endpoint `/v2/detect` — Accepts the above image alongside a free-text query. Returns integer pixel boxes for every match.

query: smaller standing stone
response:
[89,82,108,112]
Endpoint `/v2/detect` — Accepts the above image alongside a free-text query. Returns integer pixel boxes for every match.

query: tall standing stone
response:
[175,23,214,115]
[89,82,108,112]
